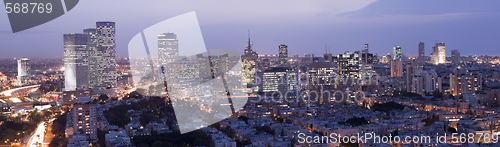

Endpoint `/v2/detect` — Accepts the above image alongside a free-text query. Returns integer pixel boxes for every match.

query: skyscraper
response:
[158,33,179,66]
[393,45,402,61]
[17,58,30,86]
[83,28,97,87]
[418,42,425,64]
[361,43,373,64]
[364,43,369,53]
[64,33,89,91]
[431,42,446,65]
[89,22,117,89]
[278,44,288,66]
[451,50,460,64]
[241,31,258,84]
[391,46,403,78]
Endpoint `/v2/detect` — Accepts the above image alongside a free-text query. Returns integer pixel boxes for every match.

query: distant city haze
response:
[0,0,499,58]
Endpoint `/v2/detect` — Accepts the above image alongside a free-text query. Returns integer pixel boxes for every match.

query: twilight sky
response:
[0,0,499,58]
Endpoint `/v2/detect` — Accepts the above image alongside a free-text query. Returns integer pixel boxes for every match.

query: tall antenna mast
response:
[247,29,252,50]
[325,44,327,54]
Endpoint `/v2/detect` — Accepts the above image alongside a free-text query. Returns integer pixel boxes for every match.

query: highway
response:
[26,121,45,147]
[0,85,39,103]
[26,118,54,147]
[0,85,39,96]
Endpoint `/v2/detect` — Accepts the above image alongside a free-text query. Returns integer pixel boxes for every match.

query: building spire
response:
[247,29,252,51]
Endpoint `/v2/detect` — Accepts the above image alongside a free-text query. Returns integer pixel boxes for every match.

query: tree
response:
[345,117,369,127]
[98,94,109,101]
[193,138,206,146]
[127,91,143,99]
[151,141,165,147]
[238,116,250,125]
[370,101,406,112]
[137,143,149,147]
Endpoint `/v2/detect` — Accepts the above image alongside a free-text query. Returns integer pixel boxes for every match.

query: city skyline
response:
[3,1,500,147]
[1,1,500,58]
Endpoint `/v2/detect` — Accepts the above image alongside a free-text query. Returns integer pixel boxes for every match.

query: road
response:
[0,85,39,103]
[26,122,46,147]
[0,85,39,96]
[26,119,54,147]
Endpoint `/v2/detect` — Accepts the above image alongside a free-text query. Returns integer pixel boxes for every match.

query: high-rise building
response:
[364,43,369,53]
[70,97,97,141]
[391,46,403,78]
[422,69,441,94]
[17,58,30,86]
[308,62,336,87]
[323,53,332,63]
[83,28,97,87]
[406,61,416,92]
[241,31,258,84]
[391,60,402,78]
[89,22,117,89]
[418,42,425,64]
[166,58,199,80]
[393,46,402,61]
[431,43,446,65]
[196,54,212,81]
[359,44,374,79]
[261,67,298,93]
[449,65,482,96]
[361,44,373,64]
[64,33,90,91]
[204,54,229,79]
[451,50,460,64]
[260,58,270,70]
[411,75,424,95]
[337,51,360,79]
[158,33,179,66]
[379,55,391,64]
[278,44,288,66]
[411,69,442,95]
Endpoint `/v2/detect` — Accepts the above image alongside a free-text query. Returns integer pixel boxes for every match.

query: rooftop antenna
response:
[246,29,252,51]
[329,46,331,54]
[325,44,327,54]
